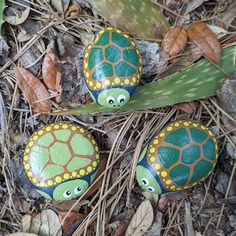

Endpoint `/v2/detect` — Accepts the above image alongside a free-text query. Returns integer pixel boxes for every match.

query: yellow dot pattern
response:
[83,27,142,91]
[145,120,218,192]
[23,122,100,188]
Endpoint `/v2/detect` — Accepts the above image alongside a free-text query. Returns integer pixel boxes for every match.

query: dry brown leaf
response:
[162,27,187,57]
[58,211,85,231]
[14,66,52,113]
[187,22,221,64]
[114,222,129,236]
[65,2,82,17]
[125,200,154,236]
[52,199,89,212]
[42,50,62,103]
[83,155,107,199]
[175,101,198,114]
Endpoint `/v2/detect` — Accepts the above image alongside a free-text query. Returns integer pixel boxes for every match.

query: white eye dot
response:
[106,96,115,104]
[117,94,126,104]
[147,186,155,192]
[74,186,83,195]
[63,190,72,198]
[141,178,149,186]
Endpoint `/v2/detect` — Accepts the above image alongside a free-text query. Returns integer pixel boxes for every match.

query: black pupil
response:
[109,100,114,104]
[66,190,71,195]
[148,188,153,192]
[120,98,125,103]
[142,179,147,185]
[77,187,82,192]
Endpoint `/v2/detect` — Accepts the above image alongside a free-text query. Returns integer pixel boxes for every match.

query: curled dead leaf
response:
[175,101,198,114]
[14,66,52,113]
[42,50,62,103]
[5,1,30,26]
[58,211,85,231]
[65,3,82,17]
[187,22,221,64]
[162,26,187,56]
[125,200,154,236]
[21,209,62,236]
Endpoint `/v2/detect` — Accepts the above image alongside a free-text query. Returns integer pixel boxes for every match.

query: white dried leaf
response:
[125,200,154,236]
[21,214,32,232]
[21,209,62,236]
[226,136,236,160]
[80,32,95,46]
[206,24,227,39]
[17,29,32,42]
[39,210,62,236]
[136,40,167,78]
[185,0,207,14]
[51,0,70,14]
[143,211,163,236]
[5,2,30,26]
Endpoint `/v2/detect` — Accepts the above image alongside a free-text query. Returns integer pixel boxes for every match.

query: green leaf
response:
[52,44,236,115]
[0,0,5,37]
[87,0,169,40]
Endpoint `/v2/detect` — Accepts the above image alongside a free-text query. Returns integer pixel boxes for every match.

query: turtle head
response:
[136,165,162,194]
[97,88,130,108]
[52,178,89,200]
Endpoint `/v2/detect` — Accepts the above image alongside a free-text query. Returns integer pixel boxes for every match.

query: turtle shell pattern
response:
[23,122,100,188]
[137,120,218,193]
[83,27,142,92]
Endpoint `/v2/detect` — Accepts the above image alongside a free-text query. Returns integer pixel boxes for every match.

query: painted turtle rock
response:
[23,122,100,200]
[136,120,218,194]
[83,27,142,108]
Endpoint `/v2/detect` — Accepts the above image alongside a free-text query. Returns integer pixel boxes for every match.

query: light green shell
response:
[23,122,100,188]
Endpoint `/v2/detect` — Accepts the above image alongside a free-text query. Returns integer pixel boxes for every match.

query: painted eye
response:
[74,186,83,195]
[147,186,155,192]
[141,178,149,186]
[117,94,126,104]
[106,96,115,104]
[63,190,72,198]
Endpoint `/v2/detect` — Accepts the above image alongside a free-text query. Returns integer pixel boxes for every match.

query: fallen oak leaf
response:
[162,26,187,57]
[58,211,85,232]
[14,66,52,113]
[125,200,154,236]
[4,1,30,26]
[65,2,82,17]
[187,21,221,64]
[42,50,62,103]
[175,101,198,114]
[52,199,89,212]
[114,222,129,236]
[21,209,62,236]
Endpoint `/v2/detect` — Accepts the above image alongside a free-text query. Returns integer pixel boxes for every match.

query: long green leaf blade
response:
[52,45,236,115]
[0,0,5,37]
[87,0,169,40]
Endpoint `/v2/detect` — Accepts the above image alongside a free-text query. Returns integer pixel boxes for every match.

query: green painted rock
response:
[136,120,218,194]
[83,27,142,108]
[23,122,100,200]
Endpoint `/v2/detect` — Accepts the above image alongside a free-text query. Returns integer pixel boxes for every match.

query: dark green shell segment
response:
[136,120,218,194]
[83,27,142,91]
